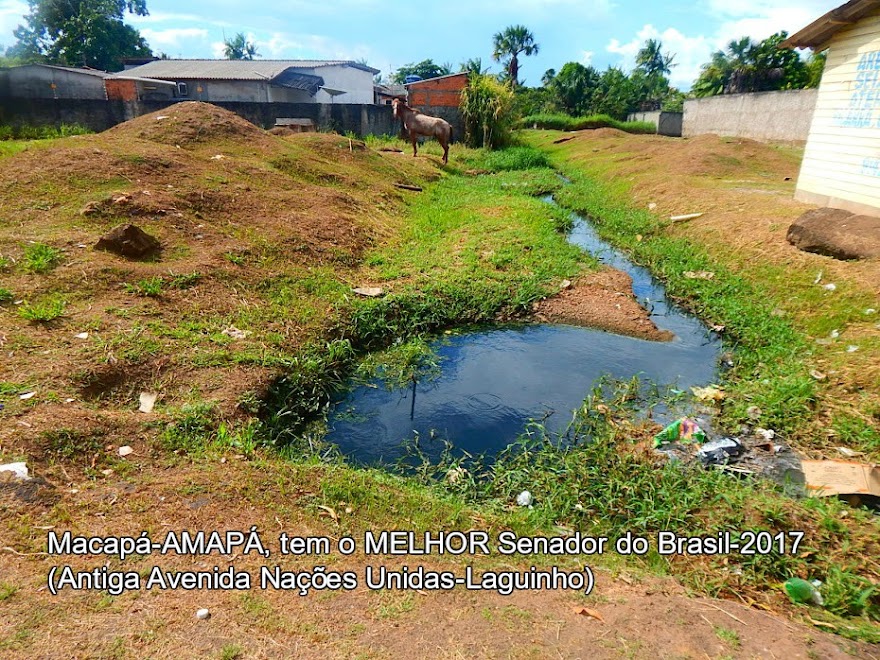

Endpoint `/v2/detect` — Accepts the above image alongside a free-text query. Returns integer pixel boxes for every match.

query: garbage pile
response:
[653,417,805,490]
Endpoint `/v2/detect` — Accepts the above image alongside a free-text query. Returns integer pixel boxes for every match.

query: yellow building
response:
[783,0,880,217]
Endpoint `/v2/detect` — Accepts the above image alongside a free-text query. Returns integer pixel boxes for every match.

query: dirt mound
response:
[105,101,272,147]
[590,127,630,138]
[787,207,880,260]
[534,268,673,341]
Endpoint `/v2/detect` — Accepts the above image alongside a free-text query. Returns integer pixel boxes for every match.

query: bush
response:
[479,146,551,171]
[0,123,91,141]
[459,75,515,149]
[518,113,656,134]
[22,243,62,274]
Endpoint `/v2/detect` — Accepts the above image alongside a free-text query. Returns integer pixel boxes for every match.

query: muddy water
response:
[326,199,721,465]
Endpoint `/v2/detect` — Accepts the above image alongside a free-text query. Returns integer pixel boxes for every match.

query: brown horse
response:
[392,98,452,164]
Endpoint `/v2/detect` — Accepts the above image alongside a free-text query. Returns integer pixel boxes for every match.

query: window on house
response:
[177,82,188,96]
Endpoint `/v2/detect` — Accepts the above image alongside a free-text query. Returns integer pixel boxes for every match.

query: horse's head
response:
[391,98,402,119]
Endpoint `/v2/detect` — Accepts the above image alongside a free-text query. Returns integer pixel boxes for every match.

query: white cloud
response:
[581,50,594,66]
[0,0,27,45]
[605,1,840,89]
[141,28,209,50]
[607,24,713,87]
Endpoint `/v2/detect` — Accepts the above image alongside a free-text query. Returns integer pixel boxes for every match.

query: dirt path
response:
[2,457,874,659]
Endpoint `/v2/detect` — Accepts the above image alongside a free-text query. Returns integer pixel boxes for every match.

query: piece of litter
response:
[691,385,725,402]
[353,287,384,297]
[846,345,859,353]
[0,462,30,481]
[822,283,836,291]
[756,428,776,441]
[65,398,75,403]
[516,490,534,507]
[559,279,572,290]
[809,369,827,381]
[221,326,249,340]
[75,332,89,340]
[100,469,113,476]
[210,154,225,160]
[117,446,134,457]
[683,270,714,280]
[648,202,657,210]
[196,608,210,620]
[669,212,703,222]
[138,392,158,413]
[156,115,169,120]
[813,271,823,285]
[829,329,840,339]
[835,446,864,458]
[19,392,35,400]
[573,607,605,622]
[865,309,877,315]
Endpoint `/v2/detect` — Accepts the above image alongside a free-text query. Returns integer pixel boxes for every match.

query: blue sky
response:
[0,0,838,89]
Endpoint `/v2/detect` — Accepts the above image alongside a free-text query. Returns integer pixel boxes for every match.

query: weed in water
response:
[17,295,67,323]
[21,243,62,274]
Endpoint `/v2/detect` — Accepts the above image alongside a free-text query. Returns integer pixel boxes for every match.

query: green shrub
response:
[479,146,551,171]
[518,113,656,134]
[459,74,515,149]
[0,287,12,304]
[125,277,164,297]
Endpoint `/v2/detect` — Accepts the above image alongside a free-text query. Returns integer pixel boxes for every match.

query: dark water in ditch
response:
[325,195,721,465]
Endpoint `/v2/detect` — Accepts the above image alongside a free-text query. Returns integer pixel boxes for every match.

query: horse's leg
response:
[440,134,449,164]
[411,133,418,158]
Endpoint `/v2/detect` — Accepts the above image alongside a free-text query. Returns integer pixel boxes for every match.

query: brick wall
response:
[407,73,467,107]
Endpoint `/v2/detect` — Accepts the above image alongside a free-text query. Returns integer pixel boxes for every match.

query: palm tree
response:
[460,57,488,77]
[223,33,259,60]
[635,39,674,78]
[492,25,539,87]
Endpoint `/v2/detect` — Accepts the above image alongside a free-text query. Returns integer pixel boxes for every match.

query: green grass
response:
[518,113,656,134]
[21,243,62,274]
[0,287,12,304]
[125,277,164,297]
[17,295,67,323]
[0,123,91,141]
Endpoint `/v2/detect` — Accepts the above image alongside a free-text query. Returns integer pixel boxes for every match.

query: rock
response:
[94,224,161,259]
[117,446,134,457]
[196,608,210,620]
[516,490,534,506]
[787,208,880,260]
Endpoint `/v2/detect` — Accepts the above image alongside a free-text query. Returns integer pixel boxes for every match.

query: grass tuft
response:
[17,295,67,323]
[21,243,62,274]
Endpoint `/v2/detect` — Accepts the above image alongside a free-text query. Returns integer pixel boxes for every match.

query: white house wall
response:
[795,9,880,216]
[311,65,375,104]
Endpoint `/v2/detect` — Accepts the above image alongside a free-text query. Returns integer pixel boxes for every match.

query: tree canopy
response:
[390,59,452,84]
[692,31,822,96]
[492,24,539,87]
[7,0,152,72]
[223,33,259,60]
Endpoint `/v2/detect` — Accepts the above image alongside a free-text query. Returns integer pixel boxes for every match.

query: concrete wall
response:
[627,110,682,136]
[0,65,107,100]
[0,98,400,137]
[795,10,880,217]
[683,89,818,142]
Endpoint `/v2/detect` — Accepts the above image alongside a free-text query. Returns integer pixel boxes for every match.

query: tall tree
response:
[223,32,259,60]
[7,0,151,71]
[549,62,599,115]
[692,31,812,96]
[491,24,539,87]
[635,38,674,78]
[391,59,451,84]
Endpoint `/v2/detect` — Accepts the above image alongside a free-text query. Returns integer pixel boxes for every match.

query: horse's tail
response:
[448,124,453,144]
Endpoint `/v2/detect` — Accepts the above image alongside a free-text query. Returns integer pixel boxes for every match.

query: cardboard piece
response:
[801,460,880,497]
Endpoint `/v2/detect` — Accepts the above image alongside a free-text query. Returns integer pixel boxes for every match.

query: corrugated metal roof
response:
[404,72,469,87]
[9,64,109,77]
[119,59,378,80]
[781,0,880,49]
